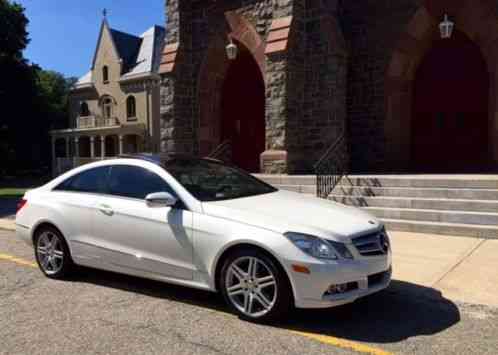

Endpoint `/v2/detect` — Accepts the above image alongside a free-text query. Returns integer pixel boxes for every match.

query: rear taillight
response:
[16,199,27,214]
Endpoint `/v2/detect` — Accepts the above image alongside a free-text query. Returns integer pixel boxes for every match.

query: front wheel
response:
[220,249,292,323]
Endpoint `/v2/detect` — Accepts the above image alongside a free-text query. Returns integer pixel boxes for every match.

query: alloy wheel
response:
[224,256,277,318]
[36,231,64,275]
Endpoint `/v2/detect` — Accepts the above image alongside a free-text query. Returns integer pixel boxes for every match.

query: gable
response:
[92,20,121,70]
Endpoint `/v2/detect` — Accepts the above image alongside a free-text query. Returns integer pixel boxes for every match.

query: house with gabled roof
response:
[50,17,165,175]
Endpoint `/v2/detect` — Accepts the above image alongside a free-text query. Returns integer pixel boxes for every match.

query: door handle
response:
[98,204,114,216]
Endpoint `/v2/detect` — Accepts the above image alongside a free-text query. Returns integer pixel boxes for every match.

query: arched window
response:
[102,97,113,119]
[80,102,90,117]
[102,66,109,83]
[126,96,137,120]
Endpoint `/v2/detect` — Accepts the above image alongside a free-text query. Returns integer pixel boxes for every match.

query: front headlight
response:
[285,232,341,260]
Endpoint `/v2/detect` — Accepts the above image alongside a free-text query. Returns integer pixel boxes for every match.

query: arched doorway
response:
[220,44,265,172]
[411,30,489,172]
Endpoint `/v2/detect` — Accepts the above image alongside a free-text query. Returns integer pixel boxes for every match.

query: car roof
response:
[117,153,223,166]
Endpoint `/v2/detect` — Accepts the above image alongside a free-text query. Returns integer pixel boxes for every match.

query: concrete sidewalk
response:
[0,218,15,231]
[391,231,498,307]
[0,217,496,307]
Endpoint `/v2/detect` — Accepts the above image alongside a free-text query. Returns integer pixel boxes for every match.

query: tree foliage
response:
[0,0,29,59]
[0,1,74,175]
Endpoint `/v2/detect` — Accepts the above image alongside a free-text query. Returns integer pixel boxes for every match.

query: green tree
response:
[0,0,37,174]
[36,70,77,130]
[0,1,74,175]
[0,0,28,59]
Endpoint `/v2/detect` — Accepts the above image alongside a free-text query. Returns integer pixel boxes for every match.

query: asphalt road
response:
[1,229,497,355]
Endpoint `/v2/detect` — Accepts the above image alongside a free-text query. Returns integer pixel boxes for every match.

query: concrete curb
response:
[0,220,15,232]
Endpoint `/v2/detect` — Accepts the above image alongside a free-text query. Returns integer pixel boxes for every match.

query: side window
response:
[108,165,175,200]
[55,166,110,194]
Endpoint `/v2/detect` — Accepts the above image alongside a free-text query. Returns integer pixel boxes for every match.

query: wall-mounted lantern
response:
[226,38,238,60]
[439,14,454,39]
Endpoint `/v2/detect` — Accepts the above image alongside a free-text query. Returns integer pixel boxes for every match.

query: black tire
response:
[34,226,74,279]
[220,248,292,323]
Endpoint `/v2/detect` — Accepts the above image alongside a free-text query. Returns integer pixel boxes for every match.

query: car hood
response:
[202,190,382,243]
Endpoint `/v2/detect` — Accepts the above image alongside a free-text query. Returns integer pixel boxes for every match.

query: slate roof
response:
[109,29,142,72]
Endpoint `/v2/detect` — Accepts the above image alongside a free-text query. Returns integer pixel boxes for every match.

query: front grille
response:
[352,231,389,257]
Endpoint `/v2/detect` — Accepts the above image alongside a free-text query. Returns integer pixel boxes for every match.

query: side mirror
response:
[145,192,178,208]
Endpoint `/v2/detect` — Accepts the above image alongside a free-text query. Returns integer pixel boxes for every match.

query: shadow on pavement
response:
[71,269,460,344]
[280,280,461,343]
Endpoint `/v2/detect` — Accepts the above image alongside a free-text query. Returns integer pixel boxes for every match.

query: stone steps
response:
[334,175,498,238]
[257,174,498,238]
[334,186,498,200]
[330,195,498,213]
[381,219,498,239]
[363,207,498,226]
[340,175,498,189]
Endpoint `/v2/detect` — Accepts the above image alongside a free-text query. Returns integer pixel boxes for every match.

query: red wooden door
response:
[221,48,265,173]
[412,30,488,172]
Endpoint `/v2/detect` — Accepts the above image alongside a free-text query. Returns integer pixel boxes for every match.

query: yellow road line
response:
[291,330,393,355]
[0,251,391,355]
[0,253,37,268]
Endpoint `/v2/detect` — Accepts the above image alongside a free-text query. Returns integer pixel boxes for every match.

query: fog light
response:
[326,282,357,295]
[328,283,347,294]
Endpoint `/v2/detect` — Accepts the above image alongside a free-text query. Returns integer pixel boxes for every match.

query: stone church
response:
[158,0,498,175]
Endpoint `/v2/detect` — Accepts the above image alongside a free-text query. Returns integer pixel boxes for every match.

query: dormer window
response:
[103,66,109,84]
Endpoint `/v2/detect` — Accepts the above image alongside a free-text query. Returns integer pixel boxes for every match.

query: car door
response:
[51,166,111,262]
[92,164,194,280]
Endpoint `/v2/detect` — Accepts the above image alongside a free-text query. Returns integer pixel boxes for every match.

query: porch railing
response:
[314,131,349,199]
[77,116,120,129]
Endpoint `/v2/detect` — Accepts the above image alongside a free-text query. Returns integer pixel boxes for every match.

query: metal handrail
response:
[208,140,232,161]
[314,131,349,199]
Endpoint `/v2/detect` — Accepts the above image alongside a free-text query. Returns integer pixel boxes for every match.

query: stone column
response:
[65,137,70,158]
[90,136,95,158]
[119,135,124,155]
[74,137,80,158]
[51,136,56,177]
[100,136,106,159]
[261,16,294,174]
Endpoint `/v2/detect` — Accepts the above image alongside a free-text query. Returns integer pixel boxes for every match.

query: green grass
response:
[0,188,27,199]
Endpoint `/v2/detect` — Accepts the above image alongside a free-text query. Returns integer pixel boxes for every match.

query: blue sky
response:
[17,0,165,78]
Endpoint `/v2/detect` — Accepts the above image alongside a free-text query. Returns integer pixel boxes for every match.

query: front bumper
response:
[286,254,392,309]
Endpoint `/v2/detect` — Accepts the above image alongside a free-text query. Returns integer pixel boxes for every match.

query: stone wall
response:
[160,0,350,174]
[341,0,422,172]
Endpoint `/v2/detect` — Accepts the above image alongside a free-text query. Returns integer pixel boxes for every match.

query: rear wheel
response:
[34,226,74,279]
[220,248,292,323]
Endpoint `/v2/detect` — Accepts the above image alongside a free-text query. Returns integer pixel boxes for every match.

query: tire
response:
[34,226,74,279]
[220,248,292,323]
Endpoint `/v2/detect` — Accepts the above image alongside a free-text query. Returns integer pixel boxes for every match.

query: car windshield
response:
[162,158,277,202]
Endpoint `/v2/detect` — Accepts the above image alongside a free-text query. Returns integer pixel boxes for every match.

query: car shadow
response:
[69,268,460,344]
[277,280,461,343]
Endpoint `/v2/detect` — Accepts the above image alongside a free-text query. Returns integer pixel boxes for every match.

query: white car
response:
[16,154,391,322]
